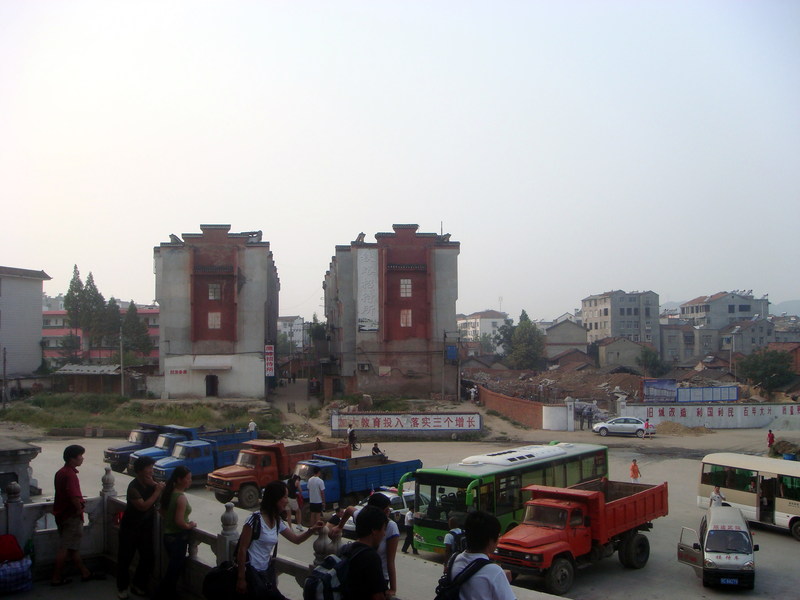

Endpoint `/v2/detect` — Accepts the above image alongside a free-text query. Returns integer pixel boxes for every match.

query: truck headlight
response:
[524,554,543,562]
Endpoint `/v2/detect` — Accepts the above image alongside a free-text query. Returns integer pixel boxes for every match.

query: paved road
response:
[24,423,798,600]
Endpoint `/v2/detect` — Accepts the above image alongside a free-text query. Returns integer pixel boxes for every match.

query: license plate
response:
[721,578,738,585]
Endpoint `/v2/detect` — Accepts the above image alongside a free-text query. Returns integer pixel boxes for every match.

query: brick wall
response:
[479,386,543,429]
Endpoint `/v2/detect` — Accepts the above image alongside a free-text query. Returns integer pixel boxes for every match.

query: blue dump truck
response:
[153,428,258,483]
[104,423,168,472]
[127,425,218,474]
[294,454,423,508]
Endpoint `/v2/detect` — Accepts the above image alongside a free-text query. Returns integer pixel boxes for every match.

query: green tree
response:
[82,272,107,348]
[102,297,122,348]
[636,347,670,377]
[63,265,85,330]
[493,318,515,356]
[507,319,545,370]
[737,350,794,398]
[58,332,82,363]
[309,313,327,341]
[479,333,495,354]
[276,332,291,356]
[122,302,154,356]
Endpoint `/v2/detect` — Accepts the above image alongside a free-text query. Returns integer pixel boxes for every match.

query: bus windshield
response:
[416,475,470,522]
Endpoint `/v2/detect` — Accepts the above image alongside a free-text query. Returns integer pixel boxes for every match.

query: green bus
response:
[398,442,608,553]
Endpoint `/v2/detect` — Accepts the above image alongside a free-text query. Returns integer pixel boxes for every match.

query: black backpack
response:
[435,553,491,600]
[448,528,468,553]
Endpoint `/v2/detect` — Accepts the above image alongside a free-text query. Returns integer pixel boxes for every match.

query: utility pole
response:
[119,324,125,397]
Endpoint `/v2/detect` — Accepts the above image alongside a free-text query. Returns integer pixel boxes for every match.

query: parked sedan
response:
[342,489,429,537]
[592,417,654,438]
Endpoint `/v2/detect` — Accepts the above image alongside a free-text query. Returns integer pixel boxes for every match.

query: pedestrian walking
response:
[401,509,418,555]
[117,456,164,599]
[643,418,653,439]
[307,466,326,525]
[709,485,726,507]
[579,407,585,430]
[630,459,641,483]
[586,408,594,430]
[767,429,775,450]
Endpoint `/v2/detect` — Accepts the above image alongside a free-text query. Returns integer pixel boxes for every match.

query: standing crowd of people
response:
[49,440,518,600]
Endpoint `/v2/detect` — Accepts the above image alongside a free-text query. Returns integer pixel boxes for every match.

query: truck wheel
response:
[617,537,630,567]
[544,557,574,596]
[214,490,235,504]
[598,428,608,437]
[238,485,260,509]
[791,519,800,541]
[623,533,649,569]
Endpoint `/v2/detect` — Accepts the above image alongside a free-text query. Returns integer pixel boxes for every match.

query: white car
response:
[592,417,655,438]
[341,489,428,536]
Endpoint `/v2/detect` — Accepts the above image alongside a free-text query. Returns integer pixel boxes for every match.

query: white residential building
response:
[0,266,52,376]
[457,310,508,353]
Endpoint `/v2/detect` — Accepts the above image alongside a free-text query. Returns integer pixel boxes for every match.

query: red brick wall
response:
[479,385,543,429]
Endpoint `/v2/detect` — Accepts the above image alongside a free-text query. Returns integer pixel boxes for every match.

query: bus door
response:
[758,472,777,524]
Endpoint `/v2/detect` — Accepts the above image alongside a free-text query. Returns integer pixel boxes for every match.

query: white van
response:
[677,505,758,589]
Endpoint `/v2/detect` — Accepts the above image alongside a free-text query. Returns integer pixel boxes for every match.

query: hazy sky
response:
[2,1,798,322]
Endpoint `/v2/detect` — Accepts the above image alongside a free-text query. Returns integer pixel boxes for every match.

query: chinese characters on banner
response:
[264,345,275,377]
[332,413,482,432]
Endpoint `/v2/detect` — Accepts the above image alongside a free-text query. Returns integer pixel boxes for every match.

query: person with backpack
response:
[443,515,465,568]
[438,511,516,600]
[236,480,324,600]
[344,505,388,600]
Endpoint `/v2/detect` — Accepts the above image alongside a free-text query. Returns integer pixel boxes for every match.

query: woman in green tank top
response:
[154,466,196,599]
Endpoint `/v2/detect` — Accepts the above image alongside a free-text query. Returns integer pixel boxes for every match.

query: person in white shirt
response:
[448,511,516,600]
[247,419,257,433]
[307,467,326,525]
[709,486,726,507]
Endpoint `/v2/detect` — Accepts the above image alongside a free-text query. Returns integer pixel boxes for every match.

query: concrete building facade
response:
[680,291,770,329]
[154,225,279,399]
[324,225,459,396]
[457,310,507,354]
[581,290,660,348]
[544,319,588,358]
[0,266,51,377]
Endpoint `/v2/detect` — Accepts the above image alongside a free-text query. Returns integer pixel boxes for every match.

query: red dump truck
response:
[206,438,351,508]
[493,479,669,595]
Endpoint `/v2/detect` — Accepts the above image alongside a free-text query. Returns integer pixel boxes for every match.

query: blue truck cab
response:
[104,423,163,472]
[295,454,423,507]
[153,429,257,483]
[127,425,218,474]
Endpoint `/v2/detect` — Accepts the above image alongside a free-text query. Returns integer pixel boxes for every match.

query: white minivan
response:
[677,505,758,589]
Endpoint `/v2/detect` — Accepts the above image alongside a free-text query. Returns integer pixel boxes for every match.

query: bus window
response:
[779,475,800,501]
[701,463,754,488]
[496,475,521,515]
[565,460,581,486]
[522,469,545,488]
[552,463,567,488]
[422,483,468,521]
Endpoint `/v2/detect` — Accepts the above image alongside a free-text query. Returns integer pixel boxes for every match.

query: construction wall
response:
[479,386,544,429]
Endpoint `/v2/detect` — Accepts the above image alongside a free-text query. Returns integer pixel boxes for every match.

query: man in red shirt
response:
[51,444,102,585]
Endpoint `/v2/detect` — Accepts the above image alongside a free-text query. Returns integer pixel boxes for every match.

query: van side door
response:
[677,527,702,576]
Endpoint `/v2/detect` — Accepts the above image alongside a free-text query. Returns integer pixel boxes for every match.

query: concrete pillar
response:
[4,481,24,544]
[564,396,576,432]
[216,502,239,565]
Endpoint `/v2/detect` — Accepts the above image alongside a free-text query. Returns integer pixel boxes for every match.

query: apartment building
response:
[581,290,660,348]
[457,310,507,353]
[680,291,770,329]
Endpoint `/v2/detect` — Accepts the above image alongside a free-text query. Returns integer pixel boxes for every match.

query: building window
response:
[209,283,221,300]
[400,309,412,327]
[739,304,751,312]
[619,308,625,316]
[728,305,735,313]
[400,279,412,298]
[208,312,221,329]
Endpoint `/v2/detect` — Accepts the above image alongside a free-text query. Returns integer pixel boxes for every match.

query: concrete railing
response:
[0,468,310,598]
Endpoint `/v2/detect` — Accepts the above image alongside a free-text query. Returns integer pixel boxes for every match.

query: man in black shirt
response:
[117,456,164,599]
[344,505,388,600]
